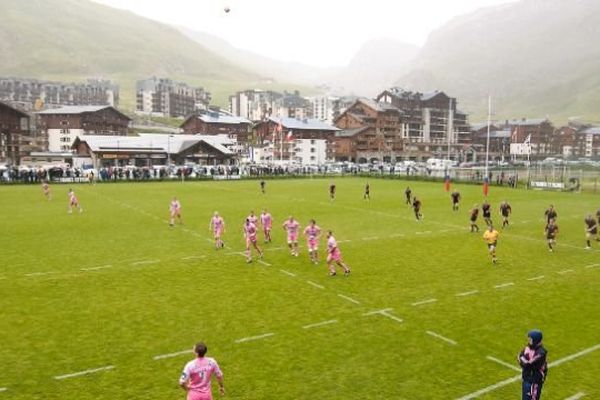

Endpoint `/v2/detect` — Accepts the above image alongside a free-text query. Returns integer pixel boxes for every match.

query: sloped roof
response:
[268,117,339,131]
[197,114,251,124]
[507,118,549,126]
[582,127,600,135]
[38,105,131,120]
[0,100,29,118]
[75,133,234,155]
[358,98,401,113]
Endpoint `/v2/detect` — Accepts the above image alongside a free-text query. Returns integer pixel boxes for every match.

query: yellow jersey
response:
[483,229,499,244]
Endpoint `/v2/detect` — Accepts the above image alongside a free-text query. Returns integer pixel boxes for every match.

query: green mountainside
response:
[396,0,600,124]
[0,0,308,110]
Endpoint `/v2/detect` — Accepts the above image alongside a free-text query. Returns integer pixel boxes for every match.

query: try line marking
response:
[363,308,403,323]
[527,275,545,281]
[235,333,275,343]
[303,319,338,329]
[306,280,325,289]
[455,342,600,399]
[426,331,457,346]
[338,294,360,304]
[153,349,192,360]
[54,365,114,380]
[456,290,478,297]
[486,356,520,372]
[564,393,586,400]
[279,269,296,277]
[494,282,514,289]
[412,298,437,306]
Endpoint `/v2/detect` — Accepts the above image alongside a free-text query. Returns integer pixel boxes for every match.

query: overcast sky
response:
[93,0,517,67]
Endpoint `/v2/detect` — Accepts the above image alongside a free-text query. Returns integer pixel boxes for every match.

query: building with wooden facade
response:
[0,101,32,165]
[38,106,131,153]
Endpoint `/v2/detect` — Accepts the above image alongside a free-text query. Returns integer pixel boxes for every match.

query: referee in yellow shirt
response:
[483,225,500,264]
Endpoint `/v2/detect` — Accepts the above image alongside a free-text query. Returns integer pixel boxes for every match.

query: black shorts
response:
[470,217,477,223]
[487,242,497,249]
[483,213,491,218]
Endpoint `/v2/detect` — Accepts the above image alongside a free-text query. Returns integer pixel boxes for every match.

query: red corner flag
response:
[483,176,490,196]
[286,130,293,141]
[444,174,451,192]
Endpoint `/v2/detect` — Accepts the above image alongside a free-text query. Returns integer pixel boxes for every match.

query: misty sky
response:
[93,0,517,67]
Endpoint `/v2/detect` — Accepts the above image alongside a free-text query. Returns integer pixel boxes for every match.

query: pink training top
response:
[283,220,300,234]
[171,200,181,212]
[327,236,338,254]
[304,225,321,240]
[69,192,77,202]
[260,213,272,228]
[247,214,258,225]
[244,222,257,239]
[211,216,223,231]
[179,357,223,396]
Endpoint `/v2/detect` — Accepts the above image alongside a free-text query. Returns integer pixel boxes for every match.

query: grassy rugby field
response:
[1,178,599,399]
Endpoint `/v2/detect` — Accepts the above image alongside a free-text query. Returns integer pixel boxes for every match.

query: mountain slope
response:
[0,0,286,108]
[396,0,600,123]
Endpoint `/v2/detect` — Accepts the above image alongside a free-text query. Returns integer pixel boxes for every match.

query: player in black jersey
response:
[499,201,512,228]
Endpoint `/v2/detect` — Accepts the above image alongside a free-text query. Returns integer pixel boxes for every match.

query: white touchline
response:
[494,282,514,289]
[306,281,325,289]
[25,271,55,277]
[564,392,586,400]
[584,263,599,269]
[131,260,160,266]
[527,275,545,281]
[153,349,192,360]
[54,365,115,380]
[338,294,360,304]
[412,298,438,306]
[557,269,574,275]
[486,356,521,372]
[455,342,600,399]
[81,265,113,271]
[279,269,296,277]
[456,290,479,297]
[426,331,457,345]
[257,260,272,266]
[303,319,338,329]
[235,333,275,343]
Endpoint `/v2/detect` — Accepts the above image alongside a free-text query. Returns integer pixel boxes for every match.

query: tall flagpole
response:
[484,95,491,178]
[279,119,283,164]
[447,98,452,160]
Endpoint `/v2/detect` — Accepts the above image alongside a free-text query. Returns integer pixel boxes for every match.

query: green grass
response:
[1,178,599,399]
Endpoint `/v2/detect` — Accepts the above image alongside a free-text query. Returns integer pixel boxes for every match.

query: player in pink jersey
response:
[179,342,225,400]
[170,197,183,226]
[283,216,301,256]
[209,212,225,249]
[42,181,51,201]
[67,188,82,213]
[247,210,258,225]
[326,231,350,276]
[243,218,263,263]
[260,209,273,243]
[303,219,322,264]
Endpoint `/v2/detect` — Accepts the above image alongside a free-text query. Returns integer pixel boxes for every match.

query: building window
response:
[311,139,316,145]
[60,120,69,126]
[310,148,316,153]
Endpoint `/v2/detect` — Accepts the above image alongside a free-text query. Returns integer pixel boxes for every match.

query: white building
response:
[307,95,339,124]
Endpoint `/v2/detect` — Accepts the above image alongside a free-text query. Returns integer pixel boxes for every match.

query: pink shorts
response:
[307,239,318,251]
[327,249,341,262]
[246,237,257,246]
[187,391,212,400]
[287,233,298,243]
[171,210,180,217]
[70,199,78,206]
[264,225,271,232]
[213,229,222,237]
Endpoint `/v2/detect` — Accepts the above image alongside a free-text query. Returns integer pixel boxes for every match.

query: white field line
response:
[24,271,55,277]
[456,342,600,399]
[363,308,393,316]
[337,239,352,244]
[181,255,205,260]
[426,331,457,346]
[257,259,272,266]
[390,233,405,238]
[361,236,379,241]
[338,294,360,304]
[153,349,192,360]
[584,263,599,269]
[411,298,438,306]
[131,260,160,266]
[306,280,325,289]
[527,275,545,281]
[494,282,514,289]
[54,365,114,380]
[415,231,432,235]
[380,310,404,324]
[235,333,275,343]
[0,388,6,392]
[486,356,521,372]
[564,393,586,400]
[302,319,338,329]
[557,269,574,275]
[456,290,479,297]
[81,265,113,271]
[279,269,296,277]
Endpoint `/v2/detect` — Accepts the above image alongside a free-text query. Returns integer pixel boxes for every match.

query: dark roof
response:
[507,118,549,126]
[358,98,401,113]
[0,100,29,118]
[582,127,600,135]
[38,105,131,120]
